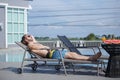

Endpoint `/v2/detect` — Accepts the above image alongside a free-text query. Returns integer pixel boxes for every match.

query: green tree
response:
[85,33,98,40]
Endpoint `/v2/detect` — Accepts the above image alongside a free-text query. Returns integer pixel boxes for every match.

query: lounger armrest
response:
[74,46,101,54]
[75,46,101,51]
[75,46,99,48]
[68,46,100,49]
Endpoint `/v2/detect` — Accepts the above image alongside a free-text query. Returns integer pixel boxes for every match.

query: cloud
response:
[47,26,63,29]
[30,0,70,10]
[29,0,120,37]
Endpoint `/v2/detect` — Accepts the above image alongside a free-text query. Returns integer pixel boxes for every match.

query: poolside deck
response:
[0,62,120,80]
[0,47,119,80]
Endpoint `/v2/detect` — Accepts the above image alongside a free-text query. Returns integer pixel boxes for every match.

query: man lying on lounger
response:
[21,34,102,61]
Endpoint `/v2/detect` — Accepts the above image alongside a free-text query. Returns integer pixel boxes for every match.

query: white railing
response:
[38,40,102,48]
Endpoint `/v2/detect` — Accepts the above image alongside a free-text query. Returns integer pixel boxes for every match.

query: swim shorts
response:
[52,49,67,59]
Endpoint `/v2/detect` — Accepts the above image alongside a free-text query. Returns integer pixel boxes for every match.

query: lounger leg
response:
[18,50,27,73]
[71,63,75,72]
[101,60,104,72]
[101,60,106,73]
[97,63,99,76]
[61,59,67,76]
[58,49,67,76]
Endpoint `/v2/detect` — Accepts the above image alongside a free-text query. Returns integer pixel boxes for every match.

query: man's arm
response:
[28,43,50,50]
[31,35,37,43]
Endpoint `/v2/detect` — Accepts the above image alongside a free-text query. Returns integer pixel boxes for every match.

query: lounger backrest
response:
[15,41,29,50]
[57,35,82,54]
[15,41,43,59]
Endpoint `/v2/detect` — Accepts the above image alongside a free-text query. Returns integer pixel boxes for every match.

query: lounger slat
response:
[24,58,60,62]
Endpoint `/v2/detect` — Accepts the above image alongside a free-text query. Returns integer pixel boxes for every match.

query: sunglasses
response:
[28,35,30,37]
[26,35,31,37]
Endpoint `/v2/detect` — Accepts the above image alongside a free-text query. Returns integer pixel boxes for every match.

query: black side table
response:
[102,44,120,78]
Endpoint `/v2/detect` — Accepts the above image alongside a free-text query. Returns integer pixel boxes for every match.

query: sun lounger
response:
[57,35,104,76]
[15,41,67,75]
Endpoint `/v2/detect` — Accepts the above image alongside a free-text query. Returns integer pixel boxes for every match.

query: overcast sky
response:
[28,0,120,38]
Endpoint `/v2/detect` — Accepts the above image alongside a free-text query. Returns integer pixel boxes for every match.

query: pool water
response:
[0,47,31,62]
[0,53,25,62]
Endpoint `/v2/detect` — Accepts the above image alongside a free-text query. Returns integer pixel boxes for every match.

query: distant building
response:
[0,0,32,48]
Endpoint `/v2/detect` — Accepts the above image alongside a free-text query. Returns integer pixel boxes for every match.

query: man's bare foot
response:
[90,52,102,61]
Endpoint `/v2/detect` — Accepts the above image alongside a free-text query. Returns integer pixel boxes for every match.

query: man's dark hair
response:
[21,35,28,45]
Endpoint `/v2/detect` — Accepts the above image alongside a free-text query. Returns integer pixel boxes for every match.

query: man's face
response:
[24,34,33,42]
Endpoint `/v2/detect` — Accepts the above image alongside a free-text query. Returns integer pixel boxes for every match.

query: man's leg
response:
[64,52,101,61]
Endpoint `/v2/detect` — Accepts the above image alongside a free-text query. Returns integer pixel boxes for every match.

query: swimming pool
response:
[0,53,26,62]
[0,48,31,62]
